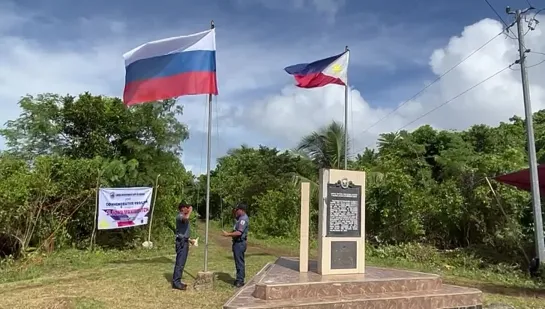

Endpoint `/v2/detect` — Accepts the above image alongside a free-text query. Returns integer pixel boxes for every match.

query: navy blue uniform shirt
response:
[233,214,249,240]
[175,213,190,239]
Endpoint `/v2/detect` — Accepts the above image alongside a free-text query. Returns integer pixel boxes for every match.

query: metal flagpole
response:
[203,20,215,272]
[343,46,349,170]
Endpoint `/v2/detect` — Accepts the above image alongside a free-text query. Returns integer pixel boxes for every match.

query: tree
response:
[0,93,195,253]
[352,148,378,171]
[1,92,187,161]
[206,145,317,237]
[212,146,314,206]
[359,116,535,260]
[296,121,348,169]
[377,131,400,152]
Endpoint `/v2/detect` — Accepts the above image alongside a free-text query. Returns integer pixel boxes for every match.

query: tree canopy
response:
[0,93,193,256]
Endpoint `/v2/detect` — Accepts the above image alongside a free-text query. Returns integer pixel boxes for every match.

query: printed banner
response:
[97,187,153,230]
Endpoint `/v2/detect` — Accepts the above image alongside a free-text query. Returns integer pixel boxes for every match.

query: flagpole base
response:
[193,271,214,291]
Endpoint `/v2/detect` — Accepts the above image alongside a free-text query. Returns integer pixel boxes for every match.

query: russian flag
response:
[123,29,218,106]
[284,51,349,89]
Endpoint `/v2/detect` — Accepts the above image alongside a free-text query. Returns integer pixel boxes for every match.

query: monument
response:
[223,168,483,309]
[317,169,365,275]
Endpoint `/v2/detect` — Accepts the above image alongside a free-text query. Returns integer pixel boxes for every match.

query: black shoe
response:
[172,283,187,290]
[235,281,244,288]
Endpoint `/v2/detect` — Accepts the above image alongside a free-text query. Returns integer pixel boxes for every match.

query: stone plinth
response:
[193,271,214,291]
[222,257,482,309]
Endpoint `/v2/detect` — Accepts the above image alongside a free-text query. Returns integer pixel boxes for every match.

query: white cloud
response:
[240,17,545,155]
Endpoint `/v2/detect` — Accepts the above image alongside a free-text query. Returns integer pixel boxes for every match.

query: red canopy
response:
[495,164,545,193]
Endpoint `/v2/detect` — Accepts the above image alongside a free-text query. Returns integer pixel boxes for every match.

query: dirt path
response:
[197,222,297,258]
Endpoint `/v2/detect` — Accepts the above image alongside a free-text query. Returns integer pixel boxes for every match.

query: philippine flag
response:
[122,29,218,106]
[284,51,349,89]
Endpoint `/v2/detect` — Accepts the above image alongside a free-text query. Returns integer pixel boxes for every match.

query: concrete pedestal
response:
[193,271,214,291]
[223,257,482,309]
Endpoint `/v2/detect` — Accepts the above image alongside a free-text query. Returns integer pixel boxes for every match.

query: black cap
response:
[178,202,191,210]
[234,203,247,211]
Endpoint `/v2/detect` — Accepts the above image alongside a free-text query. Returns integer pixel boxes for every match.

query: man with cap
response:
[172,202,197,290]
[222,203,249,287]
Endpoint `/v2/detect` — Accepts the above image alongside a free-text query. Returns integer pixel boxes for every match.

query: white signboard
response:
[97,187,153,230]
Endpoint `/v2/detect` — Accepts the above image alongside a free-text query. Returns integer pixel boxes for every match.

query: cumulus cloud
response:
[240,17,545,155]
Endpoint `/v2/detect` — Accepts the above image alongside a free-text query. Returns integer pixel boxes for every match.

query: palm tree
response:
[294,122,386,193]
[377,131,400,152]
[296,121,348,169]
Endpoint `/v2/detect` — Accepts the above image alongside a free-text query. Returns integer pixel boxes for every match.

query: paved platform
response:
[223,257,482,309]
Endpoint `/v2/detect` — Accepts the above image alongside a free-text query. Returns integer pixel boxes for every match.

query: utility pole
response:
[507,5,545,269]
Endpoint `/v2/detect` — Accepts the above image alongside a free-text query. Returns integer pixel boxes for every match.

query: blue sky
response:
[1,0,545,174]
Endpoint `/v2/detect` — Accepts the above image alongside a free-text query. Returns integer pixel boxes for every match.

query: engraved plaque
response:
[326,183,361,237]
[331,241,357,269]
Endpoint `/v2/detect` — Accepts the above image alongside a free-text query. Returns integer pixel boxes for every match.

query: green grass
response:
[365,244,543,289]
[1,222,544,308]
[0,237,276,309]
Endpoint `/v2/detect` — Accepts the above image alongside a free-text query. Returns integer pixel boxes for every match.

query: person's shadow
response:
[163,270,196,283]
[215,272,235,285]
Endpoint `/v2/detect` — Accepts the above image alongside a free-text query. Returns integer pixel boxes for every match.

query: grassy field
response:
[0,233,274,308]
[0,223,544,309]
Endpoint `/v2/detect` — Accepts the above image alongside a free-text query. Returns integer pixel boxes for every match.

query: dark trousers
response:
[232,241,247,283]
[172,239,189,287]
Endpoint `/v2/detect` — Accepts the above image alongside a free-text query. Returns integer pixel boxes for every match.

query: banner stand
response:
[143,174,161,249]
[91,183,154,250]
[90,169,102,251]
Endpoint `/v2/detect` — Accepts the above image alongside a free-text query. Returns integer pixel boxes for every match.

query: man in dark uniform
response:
[222,203,249,287]
[172,202,196,290]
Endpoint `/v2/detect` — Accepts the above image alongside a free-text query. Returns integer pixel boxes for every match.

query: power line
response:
[349,2,540,155]
[398,65,512,130]
[484,0,512,27]
[527,58,545,68]
[349,3,534,148]
[351,64,513,154]
[484,0,519,39]
[349,31,503,144]
[526,50,545,68]
[509,51,545,69]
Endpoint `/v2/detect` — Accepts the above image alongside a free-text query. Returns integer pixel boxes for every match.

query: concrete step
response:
[251,258,443,300]
[252,266,442,300]
[222,262,273,308]
[223,258,482,309]
[224,284,482,309]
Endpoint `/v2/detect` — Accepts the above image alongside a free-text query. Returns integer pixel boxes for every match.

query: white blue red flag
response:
[284,51,349,88]
[123,29,218,106]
